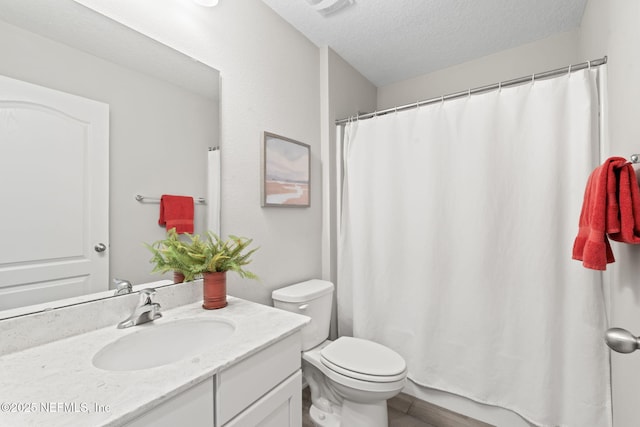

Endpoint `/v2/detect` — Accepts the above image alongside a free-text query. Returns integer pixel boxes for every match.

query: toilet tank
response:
[272,280,334,351]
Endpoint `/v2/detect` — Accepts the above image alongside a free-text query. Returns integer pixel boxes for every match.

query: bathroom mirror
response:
[0,0,220,319]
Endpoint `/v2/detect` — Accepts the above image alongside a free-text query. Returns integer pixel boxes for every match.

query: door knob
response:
[605,328,640,353]
[94,243,107,253]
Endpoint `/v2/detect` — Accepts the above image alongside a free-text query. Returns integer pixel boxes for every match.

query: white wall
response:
[320,46,377,337]
[320,47,377,285]
[73,0,323,305]
[580,2,640,426]
[377,30,581,110]
[0,19,218,286]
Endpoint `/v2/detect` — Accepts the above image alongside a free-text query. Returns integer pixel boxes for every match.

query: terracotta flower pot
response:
[174,271,185,283]
[202,271,227,309]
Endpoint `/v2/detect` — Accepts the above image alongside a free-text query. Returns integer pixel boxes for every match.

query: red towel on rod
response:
[158,195,194,234]
[572,157,626,270]
[609,162,640,244]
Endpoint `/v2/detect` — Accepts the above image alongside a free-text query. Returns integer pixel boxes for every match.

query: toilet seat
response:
[320,337,407,383]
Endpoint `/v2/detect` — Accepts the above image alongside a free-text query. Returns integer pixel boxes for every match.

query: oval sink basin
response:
[93,318,235,371]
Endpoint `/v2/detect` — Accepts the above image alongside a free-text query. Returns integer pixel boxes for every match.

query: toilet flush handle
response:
[298,304,309,311]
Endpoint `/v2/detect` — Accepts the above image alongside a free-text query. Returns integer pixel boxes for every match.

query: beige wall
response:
[377,30,581,110]
[0,19,218,287]
[73,0,323,305]
[581,1,640,426]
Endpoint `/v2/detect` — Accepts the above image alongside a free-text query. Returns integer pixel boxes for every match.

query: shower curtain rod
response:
[335,56,608,126]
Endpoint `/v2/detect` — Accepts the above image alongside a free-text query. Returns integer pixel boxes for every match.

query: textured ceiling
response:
[262,0,588,87]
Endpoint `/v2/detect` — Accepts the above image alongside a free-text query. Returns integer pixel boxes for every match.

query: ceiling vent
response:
[306,0,355,17]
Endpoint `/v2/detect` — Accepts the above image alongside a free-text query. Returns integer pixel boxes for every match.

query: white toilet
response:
[272,279,407,427]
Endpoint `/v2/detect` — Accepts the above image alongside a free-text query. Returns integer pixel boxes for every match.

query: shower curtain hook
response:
[568,64,572,75]
[588,60,592,69]
[441,95,445,104]
[531,73,535,84]
[468,88,471,98]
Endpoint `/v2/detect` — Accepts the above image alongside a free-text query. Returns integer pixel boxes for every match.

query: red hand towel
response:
[158,195,194,234]
[609,163,640,243]
[572,157,627,270]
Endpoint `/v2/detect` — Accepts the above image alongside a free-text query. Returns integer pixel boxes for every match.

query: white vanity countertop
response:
[0,296,309,427]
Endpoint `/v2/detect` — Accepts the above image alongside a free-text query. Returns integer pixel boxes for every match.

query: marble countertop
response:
[0,297,309,426]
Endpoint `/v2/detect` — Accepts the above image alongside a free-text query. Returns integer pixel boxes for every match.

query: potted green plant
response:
[147,230,259,309]
[145,228,192,283]
[189,232,258,309]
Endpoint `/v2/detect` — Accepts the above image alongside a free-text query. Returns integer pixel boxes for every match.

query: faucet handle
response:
[113,278,132,296]
[138,288,157,305]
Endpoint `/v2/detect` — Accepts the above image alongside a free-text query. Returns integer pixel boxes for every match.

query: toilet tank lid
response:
[272,279,334,303]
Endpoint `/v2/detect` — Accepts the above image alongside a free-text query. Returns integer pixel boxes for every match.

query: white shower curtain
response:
[338,68,610,427]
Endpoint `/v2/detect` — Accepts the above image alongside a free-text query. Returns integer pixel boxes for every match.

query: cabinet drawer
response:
[217,332,301,426]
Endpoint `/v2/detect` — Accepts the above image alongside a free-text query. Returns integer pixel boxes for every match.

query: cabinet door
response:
[125,377,214,427]
[224,370,302,427]
[217,332,300,425]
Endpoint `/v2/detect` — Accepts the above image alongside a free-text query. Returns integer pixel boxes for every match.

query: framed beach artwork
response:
[262,132,310,207]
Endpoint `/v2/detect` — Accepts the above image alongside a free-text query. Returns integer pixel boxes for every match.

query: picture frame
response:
[262,132,310,207]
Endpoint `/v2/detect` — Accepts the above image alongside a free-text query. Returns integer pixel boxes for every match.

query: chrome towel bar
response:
[135,194,206,204]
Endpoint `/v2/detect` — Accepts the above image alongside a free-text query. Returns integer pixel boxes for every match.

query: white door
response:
[0,74,109,311]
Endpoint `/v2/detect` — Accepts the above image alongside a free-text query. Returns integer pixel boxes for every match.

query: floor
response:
[301,387,494,427]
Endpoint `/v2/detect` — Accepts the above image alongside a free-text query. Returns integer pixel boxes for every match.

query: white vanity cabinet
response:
[125,377,215,427]
[217,332,302,426]
[125,331,302,427]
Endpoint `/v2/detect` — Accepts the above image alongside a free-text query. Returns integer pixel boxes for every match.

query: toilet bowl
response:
[272,280,407,427]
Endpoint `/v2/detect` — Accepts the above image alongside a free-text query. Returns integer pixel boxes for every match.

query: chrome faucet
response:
[117,288,162,329]
[113,278,133,296]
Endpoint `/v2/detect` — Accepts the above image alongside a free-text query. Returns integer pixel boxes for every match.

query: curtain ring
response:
[568,64,572,75]
[441,95,444,104]
[588,60,592,69]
